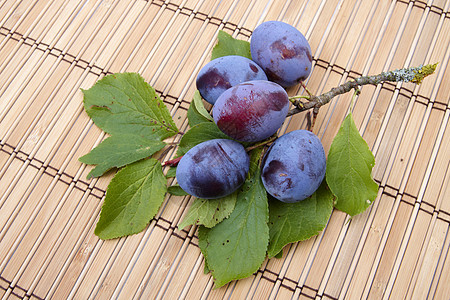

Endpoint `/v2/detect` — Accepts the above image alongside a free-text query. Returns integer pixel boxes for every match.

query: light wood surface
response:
[0,0,449,299]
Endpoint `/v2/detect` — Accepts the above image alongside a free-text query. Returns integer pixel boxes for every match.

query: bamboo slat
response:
[0,0,449,299]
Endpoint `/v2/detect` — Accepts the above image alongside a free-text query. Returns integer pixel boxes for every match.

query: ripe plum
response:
[196,55,268,105]
[250,21,312,88]
[213,80,289,143]
[176,139,250,199]
[261,130,326,202]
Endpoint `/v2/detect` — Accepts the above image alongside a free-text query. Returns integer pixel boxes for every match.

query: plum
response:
[261,130,326,202]
[213,80,289,143]
[250,21,312,88]
[176,139,249,199]
[196,55,268,105]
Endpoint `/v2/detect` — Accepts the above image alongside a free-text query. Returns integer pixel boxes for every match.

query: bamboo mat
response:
[0,0,449,299]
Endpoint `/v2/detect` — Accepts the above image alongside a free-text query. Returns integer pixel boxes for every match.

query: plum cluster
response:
[177,21,325,202]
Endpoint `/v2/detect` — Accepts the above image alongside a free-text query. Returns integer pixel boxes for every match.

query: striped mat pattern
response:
[0,0,449,299]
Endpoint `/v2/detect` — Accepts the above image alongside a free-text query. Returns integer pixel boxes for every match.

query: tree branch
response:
[287,63,437,117]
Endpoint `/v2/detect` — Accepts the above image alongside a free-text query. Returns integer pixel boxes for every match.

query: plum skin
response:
[213,80,289,143]
[250,21,312,88]
[196,55,268,105]
[176,139,250,199]
[261,130,326,202]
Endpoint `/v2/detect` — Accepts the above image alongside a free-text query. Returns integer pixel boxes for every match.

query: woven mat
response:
[0,0,449,299]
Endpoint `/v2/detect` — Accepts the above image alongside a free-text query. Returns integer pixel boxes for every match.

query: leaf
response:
[198,236,210,274]
[326,112,379,216]
[192,90,213,121]
[165,167,177,178]
[94,158,167,240]
[167,185,188,196]
[211,30,251,60]
[80,73,178,178]
[187,90,213,127]
[274,250,283,259]
[82,72,177,139]
[198,149,269,287]
[178,192,237,229]
[267,181,334,258]
[177,122,231,156]
[79,134,165,179]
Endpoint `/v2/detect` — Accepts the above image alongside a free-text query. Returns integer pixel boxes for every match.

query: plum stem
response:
[301,81,313,97]
[163,155,183,167]
[287,63,438,117]
[289,95,310,101]
[288,95,310,107]
[245,134,278,152]
[310,106,320,131]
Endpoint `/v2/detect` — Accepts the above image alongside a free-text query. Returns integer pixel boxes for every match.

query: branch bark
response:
[287,63,437,117]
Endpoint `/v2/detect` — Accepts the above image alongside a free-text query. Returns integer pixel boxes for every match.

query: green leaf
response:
[198,149,269,287]
[82,73,177,139]
[177,122,231,156]
[94,158,167,239]
[80,73,178,178]
[178,192,237,229]
[187,90,213,127]
[79,134,165,179]
[198,236,210,274]
[211,30,251,60]
[326,113,379,216]
[204,263,210,275]
[267,181,334,258]
[167,185,188,196]
[274,250,283,259]
[165,167,177,178]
